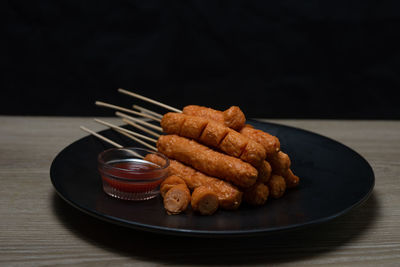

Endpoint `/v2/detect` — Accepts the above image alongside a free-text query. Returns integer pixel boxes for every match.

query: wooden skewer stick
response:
[96,101,161,122]
[122,118,161,138]
[80,126,123,148]
[80,126,144,158]
[94,119,157,144]
[132,105,164,119]
[115,129,157,151]
[117,129,158,151]
[115,112,163,132]
[118,88,182,113]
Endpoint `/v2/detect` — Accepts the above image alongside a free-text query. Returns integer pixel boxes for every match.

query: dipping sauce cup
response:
[98,148,169,201]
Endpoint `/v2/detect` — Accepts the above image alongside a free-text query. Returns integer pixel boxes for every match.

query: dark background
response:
[4,1,400,119]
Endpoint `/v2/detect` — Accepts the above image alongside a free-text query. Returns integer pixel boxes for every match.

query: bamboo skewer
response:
[115,112,163,132]
[122,118,160,138]
[115,129,157,151]
[96,101,161,122]
[118,88,182,113]
[80,126,123,148]
[80,126,146,157]
[94,119,158,144]
[132,105,163,119]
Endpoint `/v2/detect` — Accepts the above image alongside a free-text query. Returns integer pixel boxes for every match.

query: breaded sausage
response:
[268,175,286,199]
[161,113,266,167]
[266,151,291,176]
[160,175,186,198]
[283,169,300,189]
[157,134,258,188]
[144,153,243,210]
[257,160,272,183]
[163,183,191,215]
[182,105,246,131]
[243,182,269,206]
[191,186,219,215]
[240,125,280,156]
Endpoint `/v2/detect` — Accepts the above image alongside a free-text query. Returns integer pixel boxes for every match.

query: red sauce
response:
[100,161,166,193]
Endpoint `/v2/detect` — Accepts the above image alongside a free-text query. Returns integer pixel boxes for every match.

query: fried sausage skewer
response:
[157,134,258,188]
[161,113,266,168]
[191,186,219,215]
[163,183,191,215]
[145,153,242,210]
[117,88,246,130]
[160,175,187,198]
[182,105,246,131]
[95,101,161,122]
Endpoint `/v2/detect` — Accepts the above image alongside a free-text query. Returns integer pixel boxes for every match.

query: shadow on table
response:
[51,192,379,265]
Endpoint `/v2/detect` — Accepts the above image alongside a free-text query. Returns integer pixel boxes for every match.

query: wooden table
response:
[1,116,399,266]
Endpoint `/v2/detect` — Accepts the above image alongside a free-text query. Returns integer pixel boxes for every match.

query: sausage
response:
[144,154,243,210]
[240,125,280,156]
[191,186,219,215]
[182,105,246,131]
[243,182,269,206]
[161,113,266,167]
[268,175,286,199]
[157,134,258,188]
[283,169,300,189]
[160,175,186,198]
[257,160,272,183]
[163,183,191,215]
[267,151,291,175]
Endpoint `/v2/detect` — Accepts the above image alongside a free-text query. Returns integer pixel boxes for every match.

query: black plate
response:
[50,120,374,237]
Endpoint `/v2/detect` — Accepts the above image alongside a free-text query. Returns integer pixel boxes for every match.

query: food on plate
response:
[257,160,272,183]
[91,89,302,215]
[266,151,291,176]
[243,182,270,206]
[182,105,246,131]
[161,112,266,167]
[157,134,258,188]
[191,186,219,215]
[240,124,280,156]
[160,175,186,198]
[268,175,286,199]
[283,169,300,189]
[144,153,242,210]
[163,183,191,215]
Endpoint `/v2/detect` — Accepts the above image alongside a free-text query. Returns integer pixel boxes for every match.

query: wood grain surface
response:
[0,116,399,266]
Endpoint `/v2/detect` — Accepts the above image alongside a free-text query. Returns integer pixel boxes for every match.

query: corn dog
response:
[268,175,286,199]
[240,124,280,156]
[161,113,266,167]
[191,186,219,215]
[163,183,191,215]
[283,169,300,189]
[257,160,272,183]
[267,151,291,176]
[144,153,243,210]
[243,182,270,206]
[160,175,186,198]
[157,134,258,188]
[182,105,246,131]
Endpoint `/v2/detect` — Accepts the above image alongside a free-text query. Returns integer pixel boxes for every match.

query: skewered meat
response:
[160,175,186,198]
[144,153,243,210]
[243,182,269,206]
[157,134,258,188]
[163,183,191,215]
[161,113,266,167]
[191,186,219,215]
[268,175,286,199]
[240,124,280,156]
[183,105,246,131]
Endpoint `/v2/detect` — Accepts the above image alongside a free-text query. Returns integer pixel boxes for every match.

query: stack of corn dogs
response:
[83,89,300,216]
